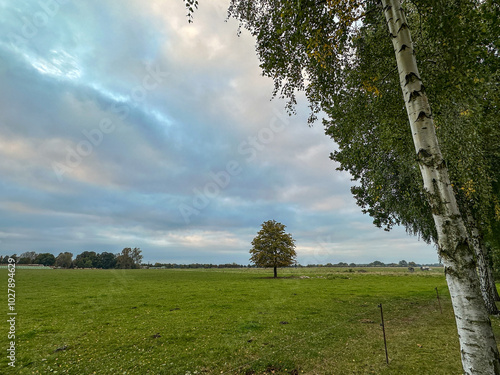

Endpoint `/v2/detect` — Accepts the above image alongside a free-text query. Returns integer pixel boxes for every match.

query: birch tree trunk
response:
[491,266,500,301]
[475,241,500,314]
[485,246,500,302]
[478,241,500,312]
[466,211,500,314]
[382,1,500,373]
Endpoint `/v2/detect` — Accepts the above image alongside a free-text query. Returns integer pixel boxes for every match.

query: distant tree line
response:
[147,262,247,269]
[0,252,440,269]
[147,260,440,269]
[0,248,143,269]
[308,260,434,268]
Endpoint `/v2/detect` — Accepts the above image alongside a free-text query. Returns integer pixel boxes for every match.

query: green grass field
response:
[1,267,499,374]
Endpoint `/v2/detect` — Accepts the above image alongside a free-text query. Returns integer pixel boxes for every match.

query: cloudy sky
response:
[0,0,438,265]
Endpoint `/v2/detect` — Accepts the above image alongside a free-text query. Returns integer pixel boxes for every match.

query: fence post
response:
[378,303,389,364]
[435,287,443,314]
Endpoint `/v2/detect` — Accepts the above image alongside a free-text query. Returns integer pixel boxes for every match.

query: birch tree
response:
[381,2,499,372]
[325,0,500,313]
[222,0,500,372]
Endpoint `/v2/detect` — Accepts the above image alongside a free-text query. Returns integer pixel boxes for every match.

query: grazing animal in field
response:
[420,266,430,271]
[408,267,414,272]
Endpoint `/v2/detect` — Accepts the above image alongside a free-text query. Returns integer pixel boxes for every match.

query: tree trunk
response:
[476,241,500,314]
[477,241,500,314]
[466,211,499,314]
[492,267,500,301]
[273,266,278,278]
[487,248,500,302]
[382,1,500,373]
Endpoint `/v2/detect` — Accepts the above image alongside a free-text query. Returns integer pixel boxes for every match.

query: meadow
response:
[1,267,499,374]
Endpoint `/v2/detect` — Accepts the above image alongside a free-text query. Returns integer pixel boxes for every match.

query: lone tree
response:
[250,220,296,278]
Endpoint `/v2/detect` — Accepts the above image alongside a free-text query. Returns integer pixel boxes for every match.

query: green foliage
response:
[250,220,297,276]
[324,2,437,241]
[17,257,31,264]
[1,254,16,263]
[19,251,37,263]
[116,247,143,269]
[9,249,143,269]
[487,222,500,277]
[99,251,117,269]
[74,251,100,268]
[411,0,500,231]
[229,0,363,115]
[55,252,73,268]
[325,0,500,246]
[33,252,56,266]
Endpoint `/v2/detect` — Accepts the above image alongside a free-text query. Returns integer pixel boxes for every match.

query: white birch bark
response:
[381,1,500,373]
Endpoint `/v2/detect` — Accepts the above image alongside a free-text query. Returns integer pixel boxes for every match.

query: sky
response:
[0,0,438,265]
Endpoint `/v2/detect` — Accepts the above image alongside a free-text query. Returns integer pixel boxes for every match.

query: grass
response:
[1,267,499,374]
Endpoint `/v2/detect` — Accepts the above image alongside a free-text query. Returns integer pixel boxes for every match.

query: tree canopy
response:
[319,0,500,313]
[116,247,143,269]
[34,252,56,267]
[250,220,297,277]
[325,1,500,242]
[55,252,73,268]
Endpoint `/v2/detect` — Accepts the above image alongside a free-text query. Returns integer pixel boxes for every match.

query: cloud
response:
[0,0,437,264]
